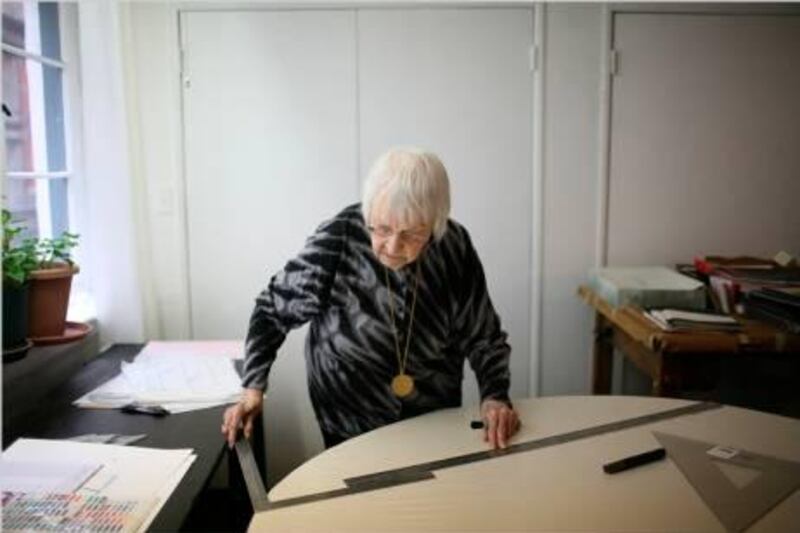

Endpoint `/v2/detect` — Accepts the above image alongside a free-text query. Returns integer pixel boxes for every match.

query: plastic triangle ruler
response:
[654,431,800,532]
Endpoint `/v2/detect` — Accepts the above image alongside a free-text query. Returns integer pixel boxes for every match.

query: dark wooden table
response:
[2,343,263,531]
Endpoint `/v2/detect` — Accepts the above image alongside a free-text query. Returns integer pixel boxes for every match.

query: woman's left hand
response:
[480,399,520,450]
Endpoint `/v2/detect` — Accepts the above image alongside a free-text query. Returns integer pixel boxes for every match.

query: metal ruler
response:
[235,438,270,512]
[236,401,722,511]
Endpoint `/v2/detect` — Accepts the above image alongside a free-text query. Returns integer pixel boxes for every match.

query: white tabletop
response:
[250,396,800,532]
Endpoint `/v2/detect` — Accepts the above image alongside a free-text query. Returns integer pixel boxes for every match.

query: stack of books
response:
[644,309,741,332]
[744,287,800,334]
[694,256,800,315]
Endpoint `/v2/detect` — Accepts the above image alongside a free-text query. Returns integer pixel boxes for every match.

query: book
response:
[645,309,741,332]
[744,300,800,334]
[693,256,778,275]
[707,268,800,315]
[589,267,706,310]
[747,287,800,310]
[744,289,800,334]
[716,267,800,286]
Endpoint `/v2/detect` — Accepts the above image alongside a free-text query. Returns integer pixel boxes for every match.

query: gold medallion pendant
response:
[391,374,415,398]
[384,263,422,400]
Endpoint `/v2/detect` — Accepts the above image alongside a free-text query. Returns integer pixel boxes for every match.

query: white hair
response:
[361,147,451,240]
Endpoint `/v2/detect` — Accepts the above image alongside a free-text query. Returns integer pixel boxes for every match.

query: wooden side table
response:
[578,285,800,398]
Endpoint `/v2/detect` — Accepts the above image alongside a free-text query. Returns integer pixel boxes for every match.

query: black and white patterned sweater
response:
[242,203,511,440]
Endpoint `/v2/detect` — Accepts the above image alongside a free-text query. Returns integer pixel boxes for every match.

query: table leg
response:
[611,326,666,397]
[592,312,614,394]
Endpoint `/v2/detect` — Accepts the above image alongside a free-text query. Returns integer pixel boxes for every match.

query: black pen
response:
[603,448,666,474]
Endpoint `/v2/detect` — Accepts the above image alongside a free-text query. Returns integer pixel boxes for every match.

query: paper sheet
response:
[120,354,241,399]
[2,492,154,533]
[2,439,196,533]
[74,341,243,412]
[0,459,101,493]
[138,340,244,360]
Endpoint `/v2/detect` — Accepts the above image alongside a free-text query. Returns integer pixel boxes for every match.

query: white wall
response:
[607,12,800,266]
[539,4,604,395]
[126,3,192,341]
[77,1,146,346]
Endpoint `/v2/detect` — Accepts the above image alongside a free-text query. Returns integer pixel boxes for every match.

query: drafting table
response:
[3,343,262,531]
[250,396,800,532]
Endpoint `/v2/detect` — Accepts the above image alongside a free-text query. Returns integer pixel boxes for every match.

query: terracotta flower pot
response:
[27,263,79,339]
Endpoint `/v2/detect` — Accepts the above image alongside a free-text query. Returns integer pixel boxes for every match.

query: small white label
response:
[707,445,739,460]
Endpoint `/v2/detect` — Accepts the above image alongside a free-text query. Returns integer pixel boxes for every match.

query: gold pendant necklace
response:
[391,374,415,397]
[385,262,421,398]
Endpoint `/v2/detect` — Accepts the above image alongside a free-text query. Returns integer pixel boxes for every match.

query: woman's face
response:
[367,193,431,270]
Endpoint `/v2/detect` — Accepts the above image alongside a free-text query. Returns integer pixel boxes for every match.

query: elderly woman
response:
[222,147,519,450]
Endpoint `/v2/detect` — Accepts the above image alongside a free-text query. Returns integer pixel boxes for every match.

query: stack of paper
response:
[74,341,244,413]
[2,438,196,533]
[645,309,741,332]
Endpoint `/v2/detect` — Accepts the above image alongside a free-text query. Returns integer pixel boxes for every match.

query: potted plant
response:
[27,230,80,339]
[2,209,38,358]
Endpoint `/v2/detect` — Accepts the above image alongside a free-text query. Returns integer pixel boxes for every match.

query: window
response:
[3,1,71,241]
[3,1,91,320]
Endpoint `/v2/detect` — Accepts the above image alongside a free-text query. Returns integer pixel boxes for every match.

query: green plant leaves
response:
[2,208,80,285]
[36,232,80,267]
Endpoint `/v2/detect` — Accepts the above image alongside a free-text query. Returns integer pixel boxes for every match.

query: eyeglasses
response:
[367,224,430,245]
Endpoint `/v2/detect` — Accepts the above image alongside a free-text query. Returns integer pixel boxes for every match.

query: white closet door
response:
[181,10,358,483]
[358,8,534,405]
[608,14,800,266]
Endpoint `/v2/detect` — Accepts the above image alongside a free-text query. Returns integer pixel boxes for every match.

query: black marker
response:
[603,448,666,474]
[120,403,170,417]
[470,420,484,429]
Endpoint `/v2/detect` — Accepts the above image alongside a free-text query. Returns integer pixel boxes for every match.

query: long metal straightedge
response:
[235,438,271,512]
[253,401,723,511]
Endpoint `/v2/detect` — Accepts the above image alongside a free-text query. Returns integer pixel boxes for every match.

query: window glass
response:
[2,2,26,49]
[2,1,61,61]
[3,51,34,172]
[3,54,66,174]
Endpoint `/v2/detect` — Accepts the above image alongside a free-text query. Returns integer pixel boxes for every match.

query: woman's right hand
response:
[222,388,264,449]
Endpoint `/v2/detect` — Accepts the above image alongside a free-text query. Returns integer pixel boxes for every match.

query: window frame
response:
[2,2,90,320]
[2,2,82,241]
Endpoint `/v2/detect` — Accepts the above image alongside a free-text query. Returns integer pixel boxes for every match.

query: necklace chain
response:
[384,262,421,377]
